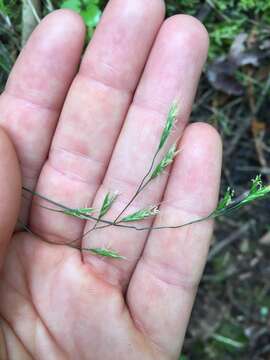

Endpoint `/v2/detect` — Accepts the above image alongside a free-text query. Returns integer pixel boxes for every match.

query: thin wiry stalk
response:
[20,179,270,261]
[25,0,41,23]
[23,179,270,237]
[22,186,145,230]
[112,102,179,223]
[22,185,268,233]
[113,148,160,223]
[18,219,124,259]
[20,194,215,241]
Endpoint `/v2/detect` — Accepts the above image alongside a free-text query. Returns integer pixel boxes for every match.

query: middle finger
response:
[82,15,209,289]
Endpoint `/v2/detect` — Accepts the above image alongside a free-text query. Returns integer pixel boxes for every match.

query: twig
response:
[207,220,254,261]
[225,74,270,158]
[22,0,41,46]
[113,149,159,222]
[26,0,41,23]
[248,72,270,182]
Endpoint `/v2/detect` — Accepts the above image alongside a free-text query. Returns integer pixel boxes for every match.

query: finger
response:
[0,128,21,270]
[128,123,222,358]
[0,10,85,222]
[31,0,165,243]
[82,16,209,289]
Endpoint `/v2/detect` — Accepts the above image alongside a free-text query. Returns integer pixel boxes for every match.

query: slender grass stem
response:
[22,182,270,234]
[113,149,159,223]
[18,219,124,259]
[22,186,209,231]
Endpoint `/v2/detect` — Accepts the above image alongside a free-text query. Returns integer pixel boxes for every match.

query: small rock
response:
[259,231,270,245]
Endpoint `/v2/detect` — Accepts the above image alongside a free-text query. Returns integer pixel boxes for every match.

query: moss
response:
[165,0,270,58]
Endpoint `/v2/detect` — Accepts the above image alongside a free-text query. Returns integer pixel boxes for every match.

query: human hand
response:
[0,1,222,359]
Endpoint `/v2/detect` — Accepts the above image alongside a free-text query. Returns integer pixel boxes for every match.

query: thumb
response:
[0,127,21,270]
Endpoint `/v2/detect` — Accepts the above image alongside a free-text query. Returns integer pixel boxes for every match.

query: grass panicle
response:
[64,207,95,220]
[249,174,263,195]
[99,191,118,219]
[239,177,270,207]
[214,187,235,213]
[214,175,270,216]
[150,143,179,180]
[121,206,159,222]
[85,247,126,260]
[112,102,180,223]
[158,101,179,151]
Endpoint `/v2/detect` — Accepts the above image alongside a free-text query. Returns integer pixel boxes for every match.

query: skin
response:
[0,1,222,359]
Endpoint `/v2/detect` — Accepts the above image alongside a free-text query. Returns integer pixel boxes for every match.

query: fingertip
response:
[163,14,209,60]
[81,0,166,90]
[184,122,222,157]
[103,0,165,22]
[147,0,166,21]
[37,9,86,39]
[170,121,222,215]
[6,9,86,109]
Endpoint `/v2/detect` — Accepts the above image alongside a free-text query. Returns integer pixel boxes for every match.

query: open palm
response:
[0,1,222,359]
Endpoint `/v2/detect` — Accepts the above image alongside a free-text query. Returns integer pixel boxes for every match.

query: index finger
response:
[0,10,86,221]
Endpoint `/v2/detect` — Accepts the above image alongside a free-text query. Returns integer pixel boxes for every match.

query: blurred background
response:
[0,1,270,358]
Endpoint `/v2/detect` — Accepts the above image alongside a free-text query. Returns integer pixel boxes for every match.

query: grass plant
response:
[22,102,270,260]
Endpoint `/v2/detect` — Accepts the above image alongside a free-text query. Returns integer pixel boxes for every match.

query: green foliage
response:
[186,318,248,359]
[210,321,248,354]
[0,0,20,91]
[165,0,270,58]
[0,0,8,15]
[239,0,270,12]
[208,19,245,58]
[0,42,13,73]
[213,0,235,11]
[166,0,200,16]
[61,0,101,37]
[239,0,256,11]
[179,355,188,360]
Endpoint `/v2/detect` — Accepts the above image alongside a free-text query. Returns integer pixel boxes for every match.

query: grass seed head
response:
[151,143,179,179]
[99,191,118,218]
[121,205,159,222]
[88,247,126,260]
[158,101,179,151]
[215,187,235,213]
[249,174,263,195]
[64,207,95,219]
[214,175,270,216]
